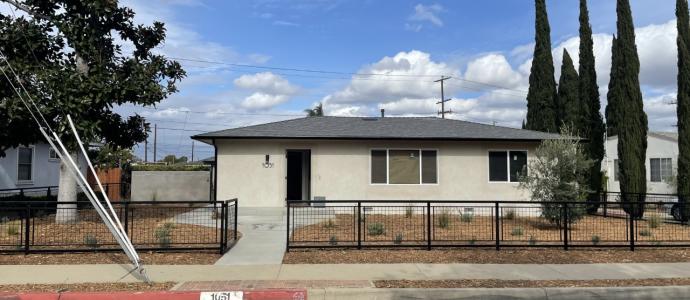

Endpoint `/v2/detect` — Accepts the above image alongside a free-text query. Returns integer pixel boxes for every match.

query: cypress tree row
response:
[556,49,580,129]
[615,0,648,218]
[676,0,690,221]
[525,0,558,133]
[579,0,606,211]
[605,36,621,137]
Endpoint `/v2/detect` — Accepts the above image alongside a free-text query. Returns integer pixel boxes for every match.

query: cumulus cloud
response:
[240,93,290,110]
[464,54,525,90]
[406,4,444,31]
[234,72,300,110]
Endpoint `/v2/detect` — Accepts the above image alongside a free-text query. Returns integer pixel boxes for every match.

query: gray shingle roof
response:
[192,116,564,141]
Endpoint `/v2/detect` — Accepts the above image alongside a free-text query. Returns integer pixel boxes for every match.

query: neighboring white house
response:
[193,116,563,207]
[0,143,62,190]
[603,132,678,194]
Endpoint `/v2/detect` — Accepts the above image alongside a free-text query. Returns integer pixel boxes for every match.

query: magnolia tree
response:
[519,127,594,227]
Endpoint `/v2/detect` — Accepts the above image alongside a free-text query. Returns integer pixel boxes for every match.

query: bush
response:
[528,235,537,245]
[84,234,100,249]
[591,235,600,245]
[6,225,19,236]
[155,222,175,248]
[393,233,403,245]
[503,209,516,220]
[405,206,413,218]
[329,235,338,246]
[648,215,661,229]
[511,226,523,236]
[639,229,652,237]
[367,223,385,236]
[438,210,451,229]
[460,213,474,223]
[324,218,336,229]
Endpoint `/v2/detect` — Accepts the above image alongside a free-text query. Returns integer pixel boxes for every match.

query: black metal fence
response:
[0,199,238,254]
[286,193,690,251]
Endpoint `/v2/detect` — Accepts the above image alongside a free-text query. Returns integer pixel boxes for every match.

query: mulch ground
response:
[283,248,690,264]
[374,278,690,288]
[0,251,221,265]
[0,282,176,293]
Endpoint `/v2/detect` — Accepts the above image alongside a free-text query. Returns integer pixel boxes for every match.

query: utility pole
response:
[435,76,452,118]
[144,138,148,162]
[191,141,195,162]
[153,124,157,163]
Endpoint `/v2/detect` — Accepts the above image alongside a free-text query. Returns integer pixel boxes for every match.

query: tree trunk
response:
[55,150,80,223]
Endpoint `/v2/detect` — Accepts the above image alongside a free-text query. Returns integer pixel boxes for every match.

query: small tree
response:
[304,103,324,117]
[519,126,594,227]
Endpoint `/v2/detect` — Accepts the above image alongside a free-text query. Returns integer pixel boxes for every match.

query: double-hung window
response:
[650,158,673,182]
[17,147,33,182]
[489,150,527,182]
[371,149,437,184]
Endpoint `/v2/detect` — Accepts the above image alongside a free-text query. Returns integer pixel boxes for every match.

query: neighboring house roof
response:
[192,116,564,142]
[607,131,678,143]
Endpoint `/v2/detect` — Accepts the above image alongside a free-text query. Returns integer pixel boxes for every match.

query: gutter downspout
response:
[213,138,218,201]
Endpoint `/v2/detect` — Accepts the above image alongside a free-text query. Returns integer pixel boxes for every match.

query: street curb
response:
[307,286,690,300]
[0,289,306,300]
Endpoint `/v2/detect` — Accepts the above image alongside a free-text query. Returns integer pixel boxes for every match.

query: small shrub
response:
[6,225,19,236]
[503,209,516,220]
[648,215,661,229]
[367,223,385,236]
[639,229,652,237]
[155,222,175,248]
[460,213,474,223]
[528,235,537,245]
[469,236,476,245]
[438,210,451,229]
[393,233,403,245]
[511,226,523,236]
[591,235,601,245]
[84,234,100,249]
[405,206,413,218]
[329,235,338,246]
[324,218,336,229]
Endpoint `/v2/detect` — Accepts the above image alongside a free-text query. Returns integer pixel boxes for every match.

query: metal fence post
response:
[426,201,431,251]
[286,201,290,252]
[357,201,362,249]
[234,200,238,241]
[46,187,51,199]
[24,204,30,254]
[563,203,569,250]
[495,202,500,251]
[630,199,636,251]
[220,201,226,254]
[123,202,129,234]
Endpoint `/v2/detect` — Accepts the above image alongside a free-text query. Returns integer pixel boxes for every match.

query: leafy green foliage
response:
[591,235,600,245]
[393,233,403,245]
[88,144,134,168]
[367,223,385,236]
[6,225,19,236]
[648,214,661,229]
[677,0,690,222]
[639,229,652,237]
[160,155,188,164]
[460,213,474,223]
[84,234,99,249]
[329,235,338,246]
[324,218,336,229]
[525,0,558,133]
[511,226,524,236]
[503,209,516,220]
[437,210,451,228]
[155,222,175,248]
[556,49,580,129]
[304,103,324,117]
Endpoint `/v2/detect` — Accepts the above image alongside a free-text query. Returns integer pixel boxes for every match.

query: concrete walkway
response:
[214,207,287,265]
[2,262,690,284]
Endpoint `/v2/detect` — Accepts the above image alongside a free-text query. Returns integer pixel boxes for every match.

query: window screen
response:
[17,147,33,181]
[661,158,673,182]
[371,150,387,184]
[421,150,437,184]
[650,158,661,182]
[509,151,527,182]
[651,158,673,182]
[489,151,508,182]
[389,150,420,184]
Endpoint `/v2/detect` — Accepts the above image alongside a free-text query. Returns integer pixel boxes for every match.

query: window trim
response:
[487,149,529,183]
[650,157,673,183]
[16,146,35,184]
[369,148,439,185]
[48,147,59,161]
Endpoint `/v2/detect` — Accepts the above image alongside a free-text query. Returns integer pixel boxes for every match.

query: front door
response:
[286,150,311,201]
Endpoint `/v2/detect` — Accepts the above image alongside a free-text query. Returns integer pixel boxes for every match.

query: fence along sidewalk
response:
[0,199,238,254]
[286,195,689,251]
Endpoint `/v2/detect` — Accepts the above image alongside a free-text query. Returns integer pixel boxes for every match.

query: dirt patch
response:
[0,282,175,293]
[0,251,221,265]
[283,248,690,264]
[374,278,690,288]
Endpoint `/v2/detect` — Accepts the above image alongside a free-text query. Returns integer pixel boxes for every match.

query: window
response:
[370,149,438,184]
[49,147,59,160]
[489,151,527,182]
[650,158,673,182]
[614,159,620,182]
[17,147,33,182]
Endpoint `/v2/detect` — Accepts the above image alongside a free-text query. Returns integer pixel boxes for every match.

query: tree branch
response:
[1,0,51,21]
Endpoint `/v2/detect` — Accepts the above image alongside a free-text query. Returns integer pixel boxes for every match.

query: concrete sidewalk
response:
[214,207,287,266]
[2,262,690,284]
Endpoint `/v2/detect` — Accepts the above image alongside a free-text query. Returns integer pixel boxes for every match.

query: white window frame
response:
[16,146,35,184]
[369,148,439,185]
[650,157,673,183]
[48,147,59,161]
[487,149,529,183]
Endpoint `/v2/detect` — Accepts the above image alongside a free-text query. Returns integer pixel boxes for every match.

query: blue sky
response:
[109,0,680,160]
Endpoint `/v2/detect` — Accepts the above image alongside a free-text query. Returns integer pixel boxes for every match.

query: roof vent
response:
[361,117,379,121]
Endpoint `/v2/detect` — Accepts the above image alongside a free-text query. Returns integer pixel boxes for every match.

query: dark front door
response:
[286,150,311,201]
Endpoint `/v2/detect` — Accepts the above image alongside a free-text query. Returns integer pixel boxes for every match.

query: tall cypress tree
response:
[606,36,621,137]
[526,0,558,133]
[557,49,580,129]
[615,0,648,218]
[676,0,690,221]
[579,0,606,212]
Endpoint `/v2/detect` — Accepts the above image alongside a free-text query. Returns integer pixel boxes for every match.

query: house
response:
[192,116,563,207]
[0,143,62,190]
[603,132,679,194]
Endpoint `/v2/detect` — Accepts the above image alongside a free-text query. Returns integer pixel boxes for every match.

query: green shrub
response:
[324,218,336,229]
[84,234,100,249]
[460,213,474,223]
[648,215,661,229]
[528,235,537,245]
[132,164,210,171]
[503,210,516,220]
[511,226,523,236]
[591,235,601,245]
[438,210,451,229]
[393,233,403,245]
[329,235,338,246]
[639,229,652,237]
[6,225,19,236]
[405,206,413,218]
[469,236,476,245]
[155,222,175,248]
[367,223,385,236]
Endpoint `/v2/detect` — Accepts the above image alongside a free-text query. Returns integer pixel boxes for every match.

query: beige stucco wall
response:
[215,139,538,207]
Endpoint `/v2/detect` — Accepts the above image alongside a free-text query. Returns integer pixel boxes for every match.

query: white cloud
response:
[464,53,525,90]
[408,4,444,27]
[234,72,300,110]
[240,93,290,110]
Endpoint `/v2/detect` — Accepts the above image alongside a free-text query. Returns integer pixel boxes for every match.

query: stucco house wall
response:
[215,139,537,207]
[131,170,211,202]
[603,133,679,194]
[0,143,62,190]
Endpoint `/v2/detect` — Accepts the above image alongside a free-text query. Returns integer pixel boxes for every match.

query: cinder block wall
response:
[131,171,211,201]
